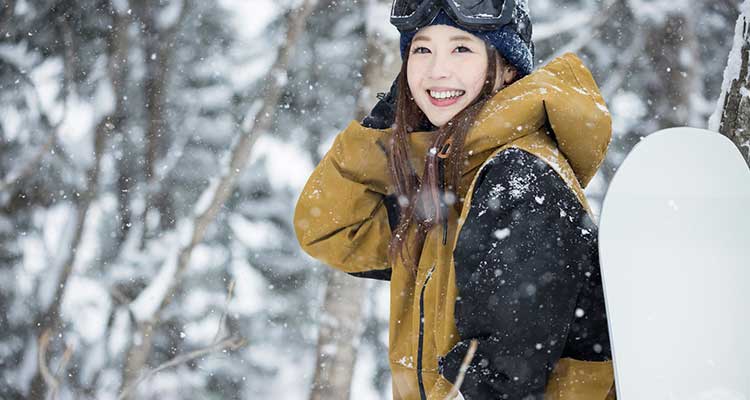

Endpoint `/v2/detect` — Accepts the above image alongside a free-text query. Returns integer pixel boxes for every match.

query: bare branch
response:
[533,11,593,42]
[117,335,247,400]
[444,339,479,400]
[37,330,58,394]
[212,279,236,345]
[49,340,74,400]
[546,0,621,61]
[36,329,75,400]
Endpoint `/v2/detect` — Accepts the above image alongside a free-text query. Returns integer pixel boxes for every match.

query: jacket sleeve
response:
[440,148,611,400]
[293,120,396,276]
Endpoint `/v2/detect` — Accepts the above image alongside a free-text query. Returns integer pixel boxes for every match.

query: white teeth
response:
[429,90,464,100]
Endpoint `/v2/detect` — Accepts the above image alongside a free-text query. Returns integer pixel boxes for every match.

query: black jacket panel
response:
[441,148,611,400]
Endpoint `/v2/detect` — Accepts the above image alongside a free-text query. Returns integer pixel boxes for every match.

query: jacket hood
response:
[404,52,611,189]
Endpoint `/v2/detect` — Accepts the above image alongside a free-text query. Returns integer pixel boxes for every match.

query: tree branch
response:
[547,0,621,61]
[212,279,236,344]
[36,329,74,400]
[444,339,478,400]
[117,335,247,400]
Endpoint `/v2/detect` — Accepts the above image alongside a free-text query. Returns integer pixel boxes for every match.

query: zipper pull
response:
[437,137,452,159]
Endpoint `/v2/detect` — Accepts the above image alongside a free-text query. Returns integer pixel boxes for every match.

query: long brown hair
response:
[387,42,509,276]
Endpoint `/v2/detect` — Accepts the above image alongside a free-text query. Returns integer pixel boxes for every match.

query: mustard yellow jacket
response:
[294,53,615,399]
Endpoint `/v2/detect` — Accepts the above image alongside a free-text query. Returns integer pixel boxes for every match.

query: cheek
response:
[463,61,488,97]
[406,62,422,97]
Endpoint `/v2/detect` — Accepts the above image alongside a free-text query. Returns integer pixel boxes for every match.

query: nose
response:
[427,52,452,80]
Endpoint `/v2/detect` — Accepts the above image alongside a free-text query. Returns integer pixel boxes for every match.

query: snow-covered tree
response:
[711,0,750,163]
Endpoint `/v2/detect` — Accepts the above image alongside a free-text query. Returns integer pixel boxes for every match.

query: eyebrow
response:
[412,35,476,43]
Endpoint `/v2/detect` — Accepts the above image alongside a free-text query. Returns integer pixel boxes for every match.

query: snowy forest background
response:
[1,0,749,399]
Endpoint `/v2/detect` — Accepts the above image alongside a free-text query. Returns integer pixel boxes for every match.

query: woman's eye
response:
[454,45,472,53]
[412,46,430,54]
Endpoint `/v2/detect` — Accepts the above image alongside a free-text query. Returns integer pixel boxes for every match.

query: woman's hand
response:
[361,76,398,129]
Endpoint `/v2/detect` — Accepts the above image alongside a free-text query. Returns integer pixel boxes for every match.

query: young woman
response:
[295,1,615,399]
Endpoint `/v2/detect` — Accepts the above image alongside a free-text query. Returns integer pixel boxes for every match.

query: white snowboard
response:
[598,127,750,400]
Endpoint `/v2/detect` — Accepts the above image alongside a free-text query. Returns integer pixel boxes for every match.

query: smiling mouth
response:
[428,89,466,100]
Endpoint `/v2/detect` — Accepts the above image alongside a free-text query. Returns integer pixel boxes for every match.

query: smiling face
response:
[406,25,491,127]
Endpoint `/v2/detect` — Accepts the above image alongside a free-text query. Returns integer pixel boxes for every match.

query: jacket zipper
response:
[417,265,436,400]
[437,141,450,246]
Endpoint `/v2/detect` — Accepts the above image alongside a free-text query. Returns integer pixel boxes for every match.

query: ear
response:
[502,65,518,85]
[493,54,519,91]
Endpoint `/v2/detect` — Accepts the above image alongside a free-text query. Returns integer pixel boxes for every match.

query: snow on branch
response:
[533,11,593,42]
[710,0,750,164]
[128,0,318,325]
[119,6,319,396]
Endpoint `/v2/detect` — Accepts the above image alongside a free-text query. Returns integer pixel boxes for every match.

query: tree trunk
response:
[644,9,698,130]
[309,270,367,400]
[104,8,134,264]
[711,0,750,165]
[137,0,187,249]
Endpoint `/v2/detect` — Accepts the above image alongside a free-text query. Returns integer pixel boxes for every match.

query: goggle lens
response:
[448,0,505,19]
[391,0,516,31]
[391,0,423,18]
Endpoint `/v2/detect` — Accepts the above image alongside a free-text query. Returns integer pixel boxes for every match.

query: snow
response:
[110,0,128,14]
[193,177,220,217]
[61,276,111,342]
[507,173,533,199]
[28,56,64,122]
[627,0,691,24]
[611,91,647,137]
[229,215,283,249]
[229,254,267,315]
[157,0,184,29]
[366,1,400,40]
[351,340,390,400]
[493,228,511,240]
[130,250,178,322]
[250,134,314,191]
[107,309,132,356]
[0,105,22,141]
[395,356,414,369]
[219,0,279,40]
[57,93,97,166]
[183,314,222,345]
[533,11,592,41]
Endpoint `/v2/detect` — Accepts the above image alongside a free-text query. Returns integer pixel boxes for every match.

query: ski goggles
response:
[391,0,520,33]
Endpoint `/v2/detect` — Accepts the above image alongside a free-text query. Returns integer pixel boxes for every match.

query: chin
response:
[425,112,457,128]
[418,100,467,129]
